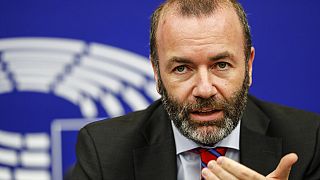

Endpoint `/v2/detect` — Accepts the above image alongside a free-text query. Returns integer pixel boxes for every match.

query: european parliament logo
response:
[0,37,159,180]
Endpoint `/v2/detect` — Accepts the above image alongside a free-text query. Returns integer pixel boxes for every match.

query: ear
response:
[247,47,255,86]
[150,55,160,93]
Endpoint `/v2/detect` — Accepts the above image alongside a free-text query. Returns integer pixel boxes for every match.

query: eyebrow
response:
[209,51,233,61]
[165,51,234,70]
[166,56,192,70]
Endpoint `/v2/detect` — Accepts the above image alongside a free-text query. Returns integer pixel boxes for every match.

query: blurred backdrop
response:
[0,0,319,180]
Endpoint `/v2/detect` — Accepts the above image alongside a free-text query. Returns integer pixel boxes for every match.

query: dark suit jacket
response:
[71,95,320,180]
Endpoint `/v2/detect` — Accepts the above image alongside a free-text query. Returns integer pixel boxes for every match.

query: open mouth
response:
[193,109,220,115]
[190,109,223,121]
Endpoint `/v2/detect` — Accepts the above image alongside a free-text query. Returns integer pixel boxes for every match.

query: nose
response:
[192,70,217,99]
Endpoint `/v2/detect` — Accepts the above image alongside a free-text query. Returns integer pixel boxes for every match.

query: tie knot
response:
[193,147,227,156]
[191,147,227,169]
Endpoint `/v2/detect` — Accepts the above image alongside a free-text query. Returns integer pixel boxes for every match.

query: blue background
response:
[0,0,319,179]
[1,0,318,113]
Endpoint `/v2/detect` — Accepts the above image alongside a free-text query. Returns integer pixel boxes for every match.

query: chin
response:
[188,124,231,145]
[195,125,219,134]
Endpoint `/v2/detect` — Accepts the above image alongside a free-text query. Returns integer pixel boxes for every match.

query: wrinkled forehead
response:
[150,0,250,64]
[157,1,236,35]
[155,2,246,60]
[156,2,241,39]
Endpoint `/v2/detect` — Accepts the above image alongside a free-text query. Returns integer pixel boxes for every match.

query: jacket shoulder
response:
[248,95,320,125]
[82,99,163,138]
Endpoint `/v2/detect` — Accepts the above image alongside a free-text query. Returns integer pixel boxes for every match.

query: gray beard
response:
[158,73,249,146]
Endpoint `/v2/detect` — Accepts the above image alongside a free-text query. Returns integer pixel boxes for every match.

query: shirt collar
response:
[172,120,241,155]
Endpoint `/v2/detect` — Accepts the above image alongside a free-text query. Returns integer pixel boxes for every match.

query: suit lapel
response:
[133,102,177,180]
[240,97,283,175]
[133,142,177,180]
[240,126,282,175]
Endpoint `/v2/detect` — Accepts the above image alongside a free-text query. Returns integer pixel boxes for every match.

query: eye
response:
[216,62,229,70]
[174,65,187,73]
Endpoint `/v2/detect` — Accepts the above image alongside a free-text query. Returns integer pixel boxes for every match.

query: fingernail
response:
[202,168,209,177]
[217,156,224,165]
[207,160,216,169]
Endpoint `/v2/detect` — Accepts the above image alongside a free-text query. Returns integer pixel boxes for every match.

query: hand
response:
[201,153,298,180]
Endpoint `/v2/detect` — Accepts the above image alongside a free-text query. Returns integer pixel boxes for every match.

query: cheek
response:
[216,73,246,98]
[163,77,194,100]
[216,82,236,98]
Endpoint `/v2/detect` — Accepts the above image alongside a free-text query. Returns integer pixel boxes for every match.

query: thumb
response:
[267,153,298,179]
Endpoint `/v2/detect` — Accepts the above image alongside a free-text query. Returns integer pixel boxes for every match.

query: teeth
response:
[198,110,213,113]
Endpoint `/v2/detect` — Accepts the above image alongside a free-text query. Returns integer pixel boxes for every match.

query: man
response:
[71,0,320,179]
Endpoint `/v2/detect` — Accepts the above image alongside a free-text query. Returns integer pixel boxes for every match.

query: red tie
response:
[193,147,227,169]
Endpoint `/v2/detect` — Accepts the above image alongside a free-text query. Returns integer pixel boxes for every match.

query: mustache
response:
[182,97,229,111]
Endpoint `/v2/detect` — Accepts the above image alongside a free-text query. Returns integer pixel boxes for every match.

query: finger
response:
[267,153,298,179]
[202,168,220,180]
[207,160,237,180]
[216,156,265,179]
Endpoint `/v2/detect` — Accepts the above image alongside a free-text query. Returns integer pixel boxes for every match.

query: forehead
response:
[156,5,244,51]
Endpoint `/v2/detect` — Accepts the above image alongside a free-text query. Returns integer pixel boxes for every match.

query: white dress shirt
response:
[172,121,241,180]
